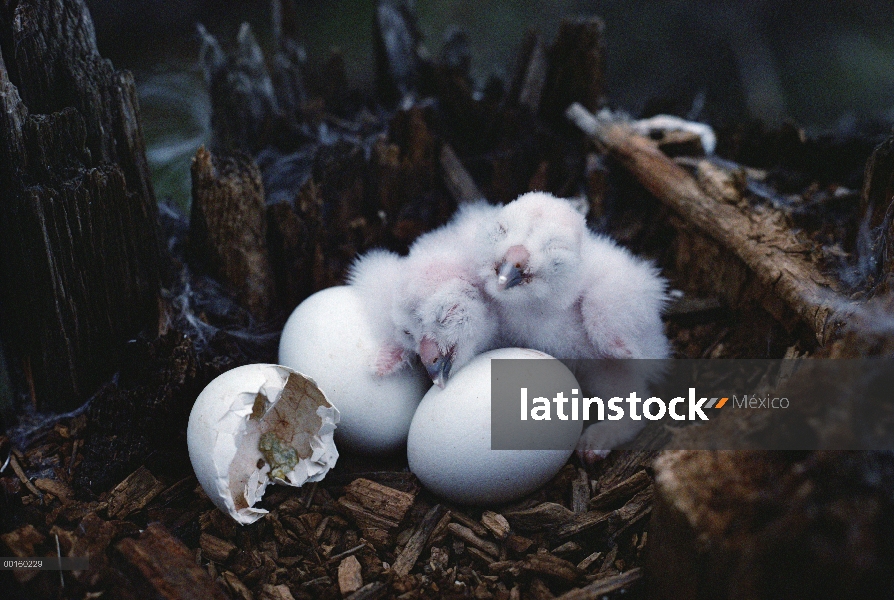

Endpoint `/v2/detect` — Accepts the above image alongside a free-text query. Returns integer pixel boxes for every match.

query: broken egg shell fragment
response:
[187,364,339,525]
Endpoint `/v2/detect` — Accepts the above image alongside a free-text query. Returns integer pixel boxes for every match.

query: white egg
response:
[408,348,582,505]
[187,364,339,525]
[278,286,430,454]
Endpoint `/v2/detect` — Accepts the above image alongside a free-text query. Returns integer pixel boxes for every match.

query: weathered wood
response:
[392,504,445,577]
[505,502,574,533]
[648,451,894,600]
[571,468,590,513]
[440,143,484,204]
[200,22,277,154]
[338,555,363,595]
[589,470,651,510]
[568,104,853,345]
[505,31,548,113]
[555,568,642,600]
[859,133,894,292]
[522,553,584,583]
[541,18,606,124]
[0,0,161,413]
[106,466,166,519]
[115,523,229,600]
[190,146,276,320]
[480,511,511,541]
[447,523,499,558]
[373,0,423,106]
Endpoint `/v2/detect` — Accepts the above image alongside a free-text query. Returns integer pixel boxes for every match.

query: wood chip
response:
[33,477,73,503]
[452,511,489,537]
[554,487,653,541]
[596,546,619,577]
[551,541,581,555]
[392,504,446,577]
[258,583,297,600]
[9,454,43,499]
[107,466,166,519]
[467,546,497,565]
[576,552,602,571]
[505,503,574,532]
[528,577,556,600]
[523,553,584,583]
[555,568,642,600]
[341,478,416,529]
[505,534,534,554]
[440,143,483,204]
[589,470,651,510]
[571,469,589,513]
[447,523,499,558]
[338,555,363,595]
[345,580,388,600]
[200,533,237,563]
[481,511,511,540]
[115,523,228,600]
[551,510,610,541]
[221,571,253,600]
[1,523,45,556]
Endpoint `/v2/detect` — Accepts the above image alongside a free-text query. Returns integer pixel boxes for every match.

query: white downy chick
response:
[346,249,412,376]
[398,201,502,387]
[480,192,671,462]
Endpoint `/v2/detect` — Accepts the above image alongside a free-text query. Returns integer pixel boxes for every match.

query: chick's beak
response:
[426,356,452,389]
[497,261,524,290]
[497,244,529,290]
[419,336,453,388]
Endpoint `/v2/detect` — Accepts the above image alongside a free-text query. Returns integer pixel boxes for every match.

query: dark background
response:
[84,0,894,206]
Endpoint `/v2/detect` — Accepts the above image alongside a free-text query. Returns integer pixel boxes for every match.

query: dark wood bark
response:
[373,0,424,106]
[859,133,894,293]
[648,451,894,600]
[0,0,161,413]
[568,104,850,346]
[189,147,276,321]
[541,18,606,125]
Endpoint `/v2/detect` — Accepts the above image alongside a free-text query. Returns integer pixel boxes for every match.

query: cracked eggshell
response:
[408,348,580,505]
[187,364,339,525]
[278,286,430,454]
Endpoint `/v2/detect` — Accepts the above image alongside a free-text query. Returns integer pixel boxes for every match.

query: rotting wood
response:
[555,568,642,600]
[541,18,606,124]
[342,478,416,526]
[190,147,277,321]
[522,553,584,583]
[373,0,424,106]
[106,466,166,519]
[859,132,894,291]
[338,555,363,595]
[447,523,500,558]
[589,470,651,510]
[571,468,590,513]
[505,502,575,533]
[441,143,484,204]
[392,504,445,577]
[505,31,549,113]
[115,523,229,600]
[0,0,161,413]
[345,580,388,600]
[200,533,237,564]
[480,511,511,540]
[568,103,854,345]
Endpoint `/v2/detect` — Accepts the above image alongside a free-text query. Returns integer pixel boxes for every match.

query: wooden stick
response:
[440,143,484,204]
[567,103,853,345]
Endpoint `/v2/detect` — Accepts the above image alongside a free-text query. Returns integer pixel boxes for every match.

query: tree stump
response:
[0,0,161,413]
